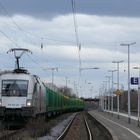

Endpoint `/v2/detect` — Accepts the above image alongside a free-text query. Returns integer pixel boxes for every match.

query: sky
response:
[0,0,140,98]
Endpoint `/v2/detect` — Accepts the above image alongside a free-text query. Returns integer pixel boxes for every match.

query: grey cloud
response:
[0,0,140,19]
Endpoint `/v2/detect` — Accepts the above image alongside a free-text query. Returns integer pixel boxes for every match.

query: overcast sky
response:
[0,0,140,98]
[1,0,140,18]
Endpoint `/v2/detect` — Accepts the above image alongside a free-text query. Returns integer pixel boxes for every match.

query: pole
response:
[101,83,105,111]
[120,42,136,124]
[133,67,140,126]
[112,61,123,119]
[111,71,114,116]
[104,85,106,111]
[65,76,68,88]
[138,69,140,126]
[103,81,107,111]
[128,44,131,124]
[108,70,117,116]
[108,77,110,112]
[105,88,107,111]
[117,62,120,119]
[105,76,110,112]
[52,69,54,85]
[100,87,103,111]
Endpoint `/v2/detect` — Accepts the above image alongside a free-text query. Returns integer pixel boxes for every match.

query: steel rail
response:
[84,115,93,140]
[57,112,92,140]
[56,113,77,140]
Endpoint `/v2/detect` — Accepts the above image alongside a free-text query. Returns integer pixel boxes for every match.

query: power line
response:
[0,1,77,47]
[0,1,77,49]
[71,0,79,47]
[26,53,41,66]
[25,31,76,45]
[0,15,39,70]
[0,1,23,32]
[0,1,131,49]
[0,2,42,71]
[0,29,19,48]
[71,0,82,74]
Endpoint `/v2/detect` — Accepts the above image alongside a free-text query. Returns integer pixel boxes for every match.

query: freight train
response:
[0,68,84,120]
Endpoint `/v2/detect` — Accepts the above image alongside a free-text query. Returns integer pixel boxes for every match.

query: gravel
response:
[37,113,76,140]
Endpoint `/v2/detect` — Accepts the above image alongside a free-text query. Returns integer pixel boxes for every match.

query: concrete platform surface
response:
[88,110,140,140]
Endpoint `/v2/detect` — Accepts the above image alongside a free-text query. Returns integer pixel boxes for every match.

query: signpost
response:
[131,76,140,126]
[131,77,138,85]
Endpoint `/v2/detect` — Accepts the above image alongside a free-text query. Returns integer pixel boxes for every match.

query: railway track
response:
[0,129,24,140]
[57,112,92,140]
[0,113,76,140]
[0,112,114,140]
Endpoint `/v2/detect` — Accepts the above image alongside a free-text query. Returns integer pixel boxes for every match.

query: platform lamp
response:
[108,70,117,116]
[120,42,136,123]
[112,60,124,119]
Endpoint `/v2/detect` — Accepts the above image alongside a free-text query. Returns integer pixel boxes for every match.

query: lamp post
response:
[73,81,78,97]
[51,68,58,85]
[80,67,99,99]
[105,76,111,112]
[101,83,105,111]
[112,60,124,119]
[43,67,58,89]
[99,83,105,111]
[90,86,94,98]
[120,42,136,123]
[65,76,68,88]
[133,66,140,126]
[103,81,107,111]
[99,85,103,111]
[108,70,117,116]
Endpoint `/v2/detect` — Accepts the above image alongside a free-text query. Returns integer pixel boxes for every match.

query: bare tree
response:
[58,86,76,97]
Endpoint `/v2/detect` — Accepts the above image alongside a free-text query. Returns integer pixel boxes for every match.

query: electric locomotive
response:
[0,48,84,122]
[0,69,46,119]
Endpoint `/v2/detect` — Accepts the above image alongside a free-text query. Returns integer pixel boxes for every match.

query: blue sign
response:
[131,77,138,85]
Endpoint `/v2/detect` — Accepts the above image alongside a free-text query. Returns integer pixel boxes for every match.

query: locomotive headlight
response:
[26,99,32,107]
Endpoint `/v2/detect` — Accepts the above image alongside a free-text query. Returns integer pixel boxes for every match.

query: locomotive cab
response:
[0,70,36,119]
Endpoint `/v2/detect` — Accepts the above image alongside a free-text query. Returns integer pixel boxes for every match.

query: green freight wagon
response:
[45,86,84,117]
[45,87,64,116]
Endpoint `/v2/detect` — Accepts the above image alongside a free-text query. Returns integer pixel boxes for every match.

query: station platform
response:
[88,110,140,140]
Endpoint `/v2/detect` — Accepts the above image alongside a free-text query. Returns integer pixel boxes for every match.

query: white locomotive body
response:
[0,70,46,119]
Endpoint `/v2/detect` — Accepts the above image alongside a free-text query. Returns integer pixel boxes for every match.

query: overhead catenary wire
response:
[0,1,137,81]
[0,32,44,73]
[0,1,132,48]
[0,1,46,50]
[71,0,82,74]
[0,1,138,48]
[0,1,23,32]
[25,31,76,45]
[71,0,79,47]
[0,1,47,69]
[0,1,77,48]
[0,29,19,48]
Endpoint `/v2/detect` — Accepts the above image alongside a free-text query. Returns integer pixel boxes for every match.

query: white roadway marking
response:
[96,113,140,139]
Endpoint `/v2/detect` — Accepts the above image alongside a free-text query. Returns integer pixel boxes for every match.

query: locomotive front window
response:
[2,80,28,97]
